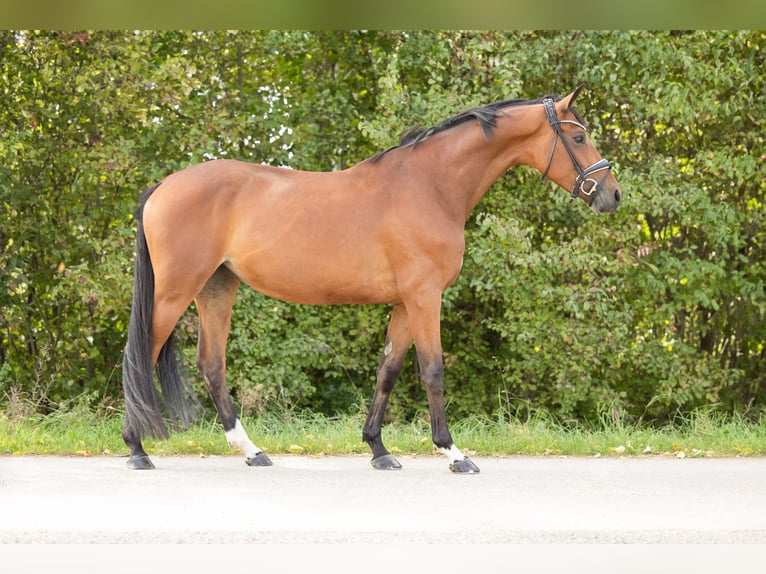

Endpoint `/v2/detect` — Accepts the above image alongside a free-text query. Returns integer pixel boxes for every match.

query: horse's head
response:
[538,85,621,214]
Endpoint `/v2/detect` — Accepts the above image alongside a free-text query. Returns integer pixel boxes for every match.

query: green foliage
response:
[2,31,764,425]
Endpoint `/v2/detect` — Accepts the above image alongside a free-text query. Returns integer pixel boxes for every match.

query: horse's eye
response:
[573,134,585,144]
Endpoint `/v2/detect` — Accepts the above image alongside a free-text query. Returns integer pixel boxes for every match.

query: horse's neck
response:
[430,104,544,220]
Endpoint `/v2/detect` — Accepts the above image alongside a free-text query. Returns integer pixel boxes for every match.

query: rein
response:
[540,97,611,205]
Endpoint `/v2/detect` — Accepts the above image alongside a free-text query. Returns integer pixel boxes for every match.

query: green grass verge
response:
[2,407,765,459]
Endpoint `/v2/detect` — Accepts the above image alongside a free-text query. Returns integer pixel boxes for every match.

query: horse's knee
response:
[421,363,444,392]
[196,355,224,387]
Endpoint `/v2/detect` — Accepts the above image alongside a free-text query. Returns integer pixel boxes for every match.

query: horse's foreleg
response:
[196,266,272,467]
[363,304,411,470]
[406,292,480,474]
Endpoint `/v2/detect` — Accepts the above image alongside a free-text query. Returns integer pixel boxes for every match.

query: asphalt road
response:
[2,454,765,545]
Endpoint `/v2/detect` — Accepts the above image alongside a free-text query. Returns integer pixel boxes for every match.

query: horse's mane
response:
[369,95,583,163]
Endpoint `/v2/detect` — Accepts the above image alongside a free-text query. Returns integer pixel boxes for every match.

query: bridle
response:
[540,96,611,206]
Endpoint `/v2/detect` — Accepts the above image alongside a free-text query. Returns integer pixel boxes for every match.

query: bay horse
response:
[121,85,621,473]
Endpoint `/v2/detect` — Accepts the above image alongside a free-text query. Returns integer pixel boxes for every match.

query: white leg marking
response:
[225,419,262,459]
[438,444,467,463]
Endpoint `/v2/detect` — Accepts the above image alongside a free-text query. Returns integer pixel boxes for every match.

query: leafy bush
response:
[2,31,763,424]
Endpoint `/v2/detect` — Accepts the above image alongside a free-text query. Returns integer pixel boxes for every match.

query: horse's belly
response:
[225,248,399,306]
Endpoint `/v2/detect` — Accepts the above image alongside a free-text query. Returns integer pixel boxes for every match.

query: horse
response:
[121,84,621,474]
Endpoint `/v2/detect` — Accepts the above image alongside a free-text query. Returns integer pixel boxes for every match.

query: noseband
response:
[540,97,611,205]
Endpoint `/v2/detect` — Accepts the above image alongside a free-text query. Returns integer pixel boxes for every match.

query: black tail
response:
[121,184,197,442]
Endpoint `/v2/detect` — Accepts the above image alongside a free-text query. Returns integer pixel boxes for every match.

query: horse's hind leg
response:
[123,427,155,470]
[123,284,199,470]
[195,265,272,467]
[363,304,411,470]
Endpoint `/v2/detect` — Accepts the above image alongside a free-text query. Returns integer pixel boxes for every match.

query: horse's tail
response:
[122,184,197,442]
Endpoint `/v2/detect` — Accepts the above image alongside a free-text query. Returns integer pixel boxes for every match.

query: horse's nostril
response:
[614,188,622,203]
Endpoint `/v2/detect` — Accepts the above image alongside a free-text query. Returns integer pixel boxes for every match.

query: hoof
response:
[246,452,273,467]
[127,455,155,470]
[371,454,403,470]
[449,457,480,474]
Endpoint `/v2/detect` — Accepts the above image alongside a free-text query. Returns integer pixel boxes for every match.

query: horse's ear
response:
[560,83,586,110]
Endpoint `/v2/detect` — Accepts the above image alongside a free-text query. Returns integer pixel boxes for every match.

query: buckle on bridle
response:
[572,158,611,204]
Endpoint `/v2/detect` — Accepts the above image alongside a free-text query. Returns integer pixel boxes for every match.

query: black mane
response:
[369,96,553,163]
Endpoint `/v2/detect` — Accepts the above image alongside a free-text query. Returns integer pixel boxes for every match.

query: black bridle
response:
[540,96,611,206]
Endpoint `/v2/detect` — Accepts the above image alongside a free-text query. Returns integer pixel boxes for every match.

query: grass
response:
[2,405,765,459]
